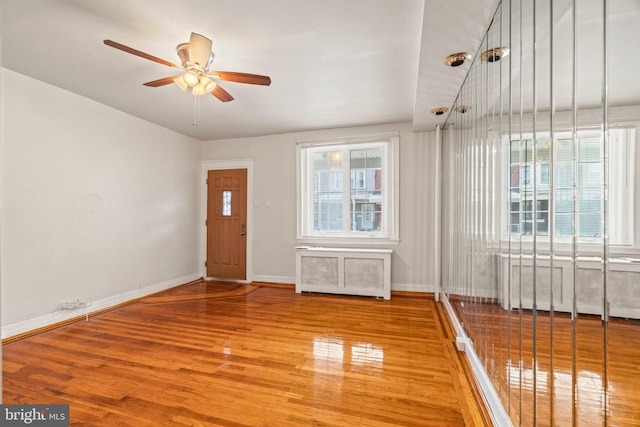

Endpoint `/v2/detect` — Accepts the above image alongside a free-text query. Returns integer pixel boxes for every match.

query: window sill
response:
[491,239,640,257]
[297,236,400,247]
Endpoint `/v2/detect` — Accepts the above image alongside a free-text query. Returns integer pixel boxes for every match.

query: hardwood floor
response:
[3,281,489,426]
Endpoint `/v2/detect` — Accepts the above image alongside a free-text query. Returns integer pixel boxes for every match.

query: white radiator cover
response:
[295,246,392,299]
[498,254,640,319]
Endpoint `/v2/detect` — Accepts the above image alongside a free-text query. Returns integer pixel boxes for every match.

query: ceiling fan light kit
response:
[183,69,201,87]
[103,32,271,105]
[173,74,188,91]
[200,76,217,92]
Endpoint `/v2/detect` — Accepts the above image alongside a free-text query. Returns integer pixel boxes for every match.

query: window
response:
[297,133,399,243]
[506,128,636,245]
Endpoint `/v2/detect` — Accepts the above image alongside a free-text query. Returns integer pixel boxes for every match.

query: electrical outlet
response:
[62,300,88,310]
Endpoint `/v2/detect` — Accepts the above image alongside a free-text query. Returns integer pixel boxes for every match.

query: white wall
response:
[202,123,440,291]
[0,69,202,329]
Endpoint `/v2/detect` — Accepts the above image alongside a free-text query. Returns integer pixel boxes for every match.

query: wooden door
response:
[206,169,247,280]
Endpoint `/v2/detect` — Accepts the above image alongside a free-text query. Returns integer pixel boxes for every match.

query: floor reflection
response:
[351,343,384,367]
[313,336,344,364]
[452,299,640,426]
[313,337,384,369]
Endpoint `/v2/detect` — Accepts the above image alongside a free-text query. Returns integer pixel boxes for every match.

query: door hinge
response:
[206,178,209,185]
[205,219,208,226]
[205,261,207,267]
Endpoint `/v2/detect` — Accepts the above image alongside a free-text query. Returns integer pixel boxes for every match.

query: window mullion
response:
[305,151,313,236]
[343,149,351,234]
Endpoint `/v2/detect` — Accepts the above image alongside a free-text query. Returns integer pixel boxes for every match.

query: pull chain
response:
[192,95,201,125]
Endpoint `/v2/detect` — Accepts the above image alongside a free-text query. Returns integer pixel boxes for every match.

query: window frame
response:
[296,132,400,245]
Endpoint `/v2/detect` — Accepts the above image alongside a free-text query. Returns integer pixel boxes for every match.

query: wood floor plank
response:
[3,281,487,426]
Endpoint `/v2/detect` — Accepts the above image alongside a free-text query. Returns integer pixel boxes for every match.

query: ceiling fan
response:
[103,32,271,103]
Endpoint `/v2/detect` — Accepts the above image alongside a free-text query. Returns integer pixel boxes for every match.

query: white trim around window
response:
[296,132,400,246]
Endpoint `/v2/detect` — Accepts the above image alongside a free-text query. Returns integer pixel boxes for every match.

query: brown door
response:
[206,169,247,280]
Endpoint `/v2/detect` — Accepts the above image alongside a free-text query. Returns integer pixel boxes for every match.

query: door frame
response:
[200,159,254,282]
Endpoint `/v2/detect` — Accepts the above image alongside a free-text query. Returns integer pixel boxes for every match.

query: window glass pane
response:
[314,195,343,231]
[510,141,521,163]
[579,213,601,237]
[510,165,521,188]
[555,213,572,236]
[556,162,573,187]
[312,150,344,232]
[352,203,379,232]
[555,188,573,213]
[537,163,549,185]
[350,147,382,232]
[537,212,549,235]
[366,169,377,191]
[557,139,573,162]
[350,170,365,189]
[536,189,549,210]
[578,163,602,187]
[350,149,366,168]
[536,140,550,161]
[522,165,532,186]
[579,138,601,162]
[222,191,232,216]
[578,188,601,212]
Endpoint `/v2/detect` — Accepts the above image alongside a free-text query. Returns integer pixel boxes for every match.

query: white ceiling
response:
[2,0,504,141]
[8,1,636,142]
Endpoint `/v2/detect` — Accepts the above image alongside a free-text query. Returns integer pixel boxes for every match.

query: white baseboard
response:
[442,289,499,299]
[440,293,513,427]
[250,278,435,293]
[391,283,436,293]
[2,273,200,340]
[252,275,296,284]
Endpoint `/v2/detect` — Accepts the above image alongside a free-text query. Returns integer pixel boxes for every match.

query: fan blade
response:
[210,71,271,86]
[103,40,180,68]
[143,76,180,87]
[189,33,212,68]
[211,85,234,102]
